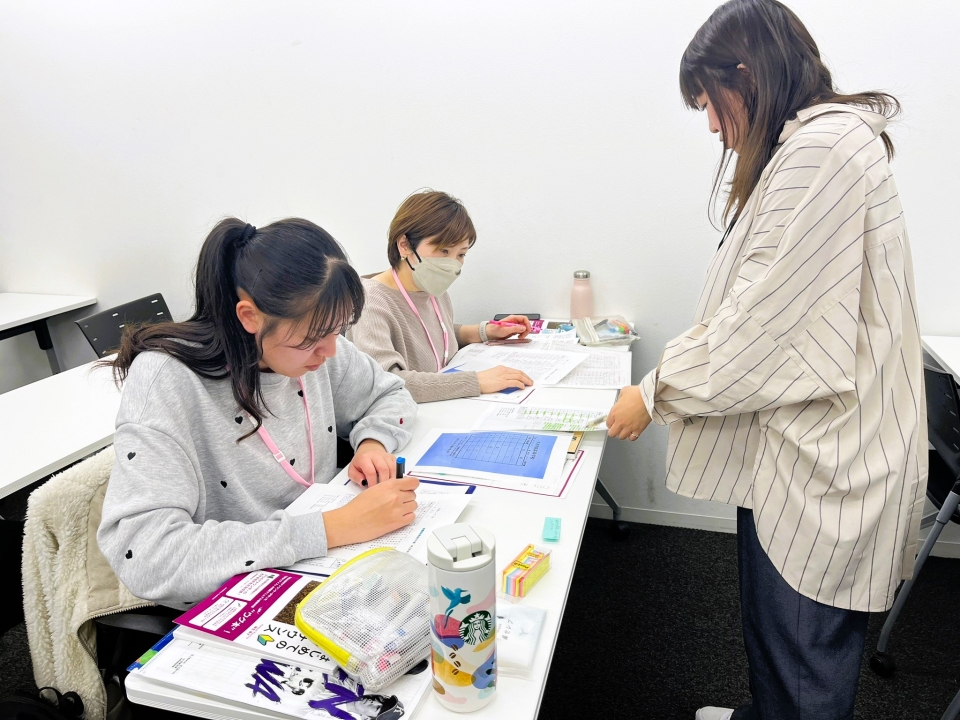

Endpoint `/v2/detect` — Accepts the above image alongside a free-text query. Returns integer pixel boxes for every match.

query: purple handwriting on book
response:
[245,659,289,703]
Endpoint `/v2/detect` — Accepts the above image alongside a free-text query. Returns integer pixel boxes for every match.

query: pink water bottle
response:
[570,270,593,320]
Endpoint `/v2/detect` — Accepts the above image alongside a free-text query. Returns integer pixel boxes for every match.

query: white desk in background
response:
[126,384,618,720]
[0,292,97,374]
[0,359,120,499]
[923,335,960,384]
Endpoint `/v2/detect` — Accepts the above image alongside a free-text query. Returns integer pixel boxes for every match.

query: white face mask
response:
[406,249,462,296]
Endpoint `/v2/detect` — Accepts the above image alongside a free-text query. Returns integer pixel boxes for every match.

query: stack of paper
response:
[130,632,431,720]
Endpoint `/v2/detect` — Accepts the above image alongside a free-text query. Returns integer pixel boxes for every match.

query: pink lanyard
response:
[250,377,315,488]
[391,268,449,372]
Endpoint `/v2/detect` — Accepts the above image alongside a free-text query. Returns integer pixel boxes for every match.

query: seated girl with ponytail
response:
[348,189,534,403]
[97,218,419,608]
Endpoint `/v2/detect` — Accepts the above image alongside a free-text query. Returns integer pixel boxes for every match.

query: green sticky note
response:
[542,517,561,542]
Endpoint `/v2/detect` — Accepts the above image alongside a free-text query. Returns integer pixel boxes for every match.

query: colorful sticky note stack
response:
[501,544,551,599]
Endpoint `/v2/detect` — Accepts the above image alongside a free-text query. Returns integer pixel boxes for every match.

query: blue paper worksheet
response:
[417,432,557,479]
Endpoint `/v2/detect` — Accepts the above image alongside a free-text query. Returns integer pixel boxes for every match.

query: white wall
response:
[2,0,959,545]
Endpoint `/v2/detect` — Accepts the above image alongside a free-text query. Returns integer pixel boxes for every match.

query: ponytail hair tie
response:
[235,223,257,249]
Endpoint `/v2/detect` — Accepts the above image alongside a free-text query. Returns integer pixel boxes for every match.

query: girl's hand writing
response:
[323,476,420,548]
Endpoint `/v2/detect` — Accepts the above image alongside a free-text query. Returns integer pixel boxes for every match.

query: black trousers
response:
[732,507,869,720]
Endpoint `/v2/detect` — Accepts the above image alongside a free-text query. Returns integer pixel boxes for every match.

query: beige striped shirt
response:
[639,104,927,612]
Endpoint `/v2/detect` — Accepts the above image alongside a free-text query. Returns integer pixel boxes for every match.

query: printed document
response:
[283,482,471,575]
[446,344,587,387]
[407,429,572,495]
[473,405,610,433]
[549,349,632,389]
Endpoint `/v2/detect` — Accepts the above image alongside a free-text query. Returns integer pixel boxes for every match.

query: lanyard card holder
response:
[295,548,431,692]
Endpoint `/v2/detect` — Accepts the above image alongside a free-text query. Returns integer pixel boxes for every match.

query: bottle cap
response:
[428,523,496,572]
[573,270,590,279]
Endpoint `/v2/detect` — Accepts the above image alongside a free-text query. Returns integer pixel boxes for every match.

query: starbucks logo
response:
[459,611,494,645]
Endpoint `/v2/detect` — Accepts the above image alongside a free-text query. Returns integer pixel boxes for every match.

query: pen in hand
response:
[584,415,608,429]
[487,320,525,328]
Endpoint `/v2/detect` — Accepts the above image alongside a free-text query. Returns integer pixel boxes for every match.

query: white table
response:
[126,384,618,720]
[923,335,960,384]
[0,292,97,373]
[0,358,120,498]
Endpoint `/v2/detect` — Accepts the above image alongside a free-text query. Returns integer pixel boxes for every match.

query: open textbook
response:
[283,481,471,576]
[130,632,430,720]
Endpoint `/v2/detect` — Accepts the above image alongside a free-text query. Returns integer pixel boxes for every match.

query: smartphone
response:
[493,313,540,321]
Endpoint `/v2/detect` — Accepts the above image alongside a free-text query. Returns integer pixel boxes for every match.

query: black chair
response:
[870,353,960,719]
[75,294,171,357]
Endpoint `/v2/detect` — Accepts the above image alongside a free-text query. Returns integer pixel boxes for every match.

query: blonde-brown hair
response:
[387,190,476,268]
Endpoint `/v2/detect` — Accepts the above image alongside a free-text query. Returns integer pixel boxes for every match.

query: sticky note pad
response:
[542,517,561,542]
[501,544,551,599]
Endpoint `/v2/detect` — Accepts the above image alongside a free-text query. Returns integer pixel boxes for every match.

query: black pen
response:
[396,457,406,478]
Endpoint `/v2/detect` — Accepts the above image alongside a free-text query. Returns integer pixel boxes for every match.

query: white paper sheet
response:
[496,603,547,677]
[284,483,471,575]
[548,349,632,389]
[472,404,610,433]
[446,344,588,387]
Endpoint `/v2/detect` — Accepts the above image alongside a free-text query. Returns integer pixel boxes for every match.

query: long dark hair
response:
[680,0,901,229]
[109,217,365,437]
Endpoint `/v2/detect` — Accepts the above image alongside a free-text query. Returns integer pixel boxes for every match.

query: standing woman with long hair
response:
[98,218,419,608]
[605,1,926,717]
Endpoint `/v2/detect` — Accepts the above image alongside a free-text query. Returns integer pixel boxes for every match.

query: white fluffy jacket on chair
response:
[22,446,151,720]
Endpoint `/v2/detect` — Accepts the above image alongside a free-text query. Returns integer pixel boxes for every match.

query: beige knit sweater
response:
[348,276,481,402]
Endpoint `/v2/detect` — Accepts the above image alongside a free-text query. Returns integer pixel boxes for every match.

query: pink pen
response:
[488,320,525,328]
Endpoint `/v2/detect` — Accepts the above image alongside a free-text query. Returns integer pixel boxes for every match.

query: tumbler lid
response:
[428,523,495,572]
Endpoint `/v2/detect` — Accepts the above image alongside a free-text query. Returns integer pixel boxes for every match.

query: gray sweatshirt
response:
[97,336,417,608]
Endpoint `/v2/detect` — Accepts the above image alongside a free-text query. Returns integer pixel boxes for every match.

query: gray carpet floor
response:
[541,518,960,719]
[2,518,958,718]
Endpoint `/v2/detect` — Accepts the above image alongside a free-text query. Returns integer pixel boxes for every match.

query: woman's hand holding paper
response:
[606,385,652,441]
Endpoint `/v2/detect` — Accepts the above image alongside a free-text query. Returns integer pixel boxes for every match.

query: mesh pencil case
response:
[295,548,431,692]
